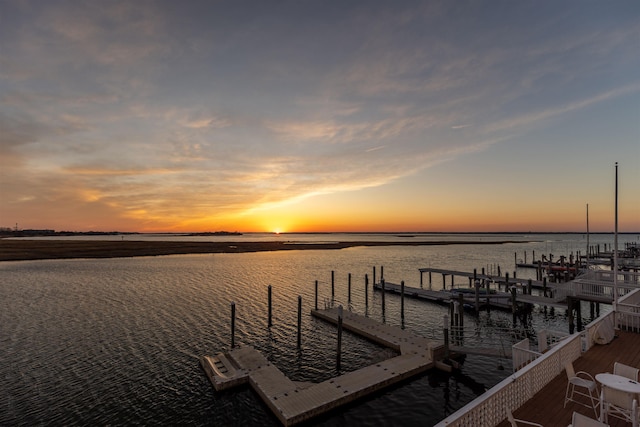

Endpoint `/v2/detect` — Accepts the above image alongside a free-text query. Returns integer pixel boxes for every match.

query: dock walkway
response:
[374,281,566,310]
[201,308,443,426]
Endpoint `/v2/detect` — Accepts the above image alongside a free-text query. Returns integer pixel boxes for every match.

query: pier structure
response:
[201,307,444,426]
[374,280,567,312]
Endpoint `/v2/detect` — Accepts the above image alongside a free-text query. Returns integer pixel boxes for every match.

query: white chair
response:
[614,361,639,381]
[506,408,543,426]
[568,411,609,426]
[599,385,638,427]
[564,362,599,417]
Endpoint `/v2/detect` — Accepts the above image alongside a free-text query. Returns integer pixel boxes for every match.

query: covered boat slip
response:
[201,307,443,426]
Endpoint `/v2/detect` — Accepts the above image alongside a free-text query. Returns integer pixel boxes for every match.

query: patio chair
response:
[614,361,639,381]
[564,362,599,418]
[506,408,543,426]
[568,411,609,427]
[599,385,638,427]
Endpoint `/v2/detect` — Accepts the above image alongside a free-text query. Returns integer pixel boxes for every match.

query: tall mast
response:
[613,162,618,307]
[586,203,589,270]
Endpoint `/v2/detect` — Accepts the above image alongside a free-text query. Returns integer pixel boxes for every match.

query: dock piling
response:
[381,279,386,314]
[331,270,335,303]
[348,273,352,306]
[400,280,405,326]
[336,305,343,371]
[365,274,369,311]
[314,280,318,310]
[231,301,236,348]
[268,285,273,327]
[297,296,302,349]
[443,314,449,359]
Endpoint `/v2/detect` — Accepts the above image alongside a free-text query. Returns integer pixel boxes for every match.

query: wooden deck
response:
[202,308,443,426]
[497,330,640,427]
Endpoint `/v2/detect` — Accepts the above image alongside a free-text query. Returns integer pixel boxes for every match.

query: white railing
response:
[568,270,640,302]
[512,338,541,371]
[435,312,616,427]
[617,288,640,333]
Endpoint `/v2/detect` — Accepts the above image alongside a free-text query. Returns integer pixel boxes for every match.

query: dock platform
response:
[376,279,567,310]
[201,308,443,426]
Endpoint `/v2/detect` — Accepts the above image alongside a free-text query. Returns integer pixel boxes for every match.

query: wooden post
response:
[576,299,583,331]
[297,296,302,349]
[443,314,449,359]
[527,279,532,295]
[429,271,432,290]
[457,292,464,329]
[568,297,575,334]
[449,300,455,326]
[373,266,376,288]
[268,285,273,327]
[511,286,517,314]
[331,270,335,302]
[348,273,352,306]
[336,305,343,371]
[525,251,527,264]
[420,271,423,288]
[533,250,535,263]
[514,252,517,266]
[381,265,384,280]
[314,280,318,310]
[381,278,386,314]
[400,280,405,324]
[474,279,480,315]
[543,277,547,298]
[365,274,369,310]
[231,301,236,348]
[442,273,446,290]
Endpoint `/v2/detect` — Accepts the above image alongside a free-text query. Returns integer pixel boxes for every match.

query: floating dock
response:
[201,307,444,426]
[375,280,567,310]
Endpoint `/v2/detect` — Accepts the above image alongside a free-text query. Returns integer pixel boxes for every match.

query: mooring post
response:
[568,297,575,334]
[514,252,517,266]
[449,300,455,326]
[231,301,236,348]
[442,273,446,290]
[268,285,273,327]
[511,286,517,314]
[420,271,423,288]
[474,278,480,315]
[381,278,386,314]
[373,266,376,287]
[348,273,352,306]
[505,272,509,292]
[381,265,384,280]
[365,274,369,310]
[297,296,302,349]
[443,314,450,359]
[525,251,527,264]
[314,280,318,310]
[331,270,335,302]
[543,277,547,297]
[457,292,464,329]
[429,271,432,290]
[400,280,405,324]
[576,299,583,331]
[336,305,343,371]
[527,279,532,295]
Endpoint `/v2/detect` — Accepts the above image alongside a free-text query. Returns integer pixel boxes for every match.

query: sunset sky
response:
[1,1,638,233]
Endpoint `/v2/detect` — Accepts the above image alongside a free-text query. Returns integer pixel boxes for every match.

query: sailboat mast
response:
[613,162,618,307]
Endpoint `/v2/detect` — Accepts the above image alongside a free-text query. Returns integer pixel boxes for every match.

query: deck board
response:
[496,330,640,427]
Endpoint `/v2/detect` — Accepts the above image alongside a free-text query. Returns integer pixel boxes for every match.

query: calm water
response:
[2,233,637,426]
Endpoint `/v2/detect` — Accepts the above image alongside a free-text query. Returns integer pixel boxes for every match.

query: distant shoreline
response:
[0,239,530,262]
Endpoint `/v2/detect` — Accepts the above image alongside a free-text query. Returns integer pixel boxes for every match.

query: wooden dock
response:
[201,308,443,426]
[374,280,567,311]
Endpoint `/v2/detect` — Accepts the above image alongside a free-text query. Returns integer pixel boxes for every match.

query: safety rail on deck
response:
[435,311,615,427]
[569,270,640,302]
[618,288,640,333]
